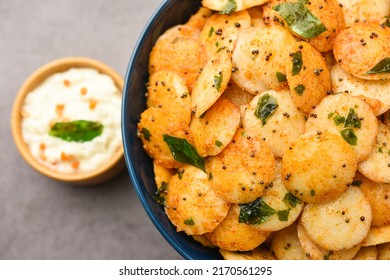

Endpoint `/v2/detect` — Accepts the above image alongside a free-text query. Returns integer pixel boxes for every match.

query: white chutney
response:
[21,68,122,174]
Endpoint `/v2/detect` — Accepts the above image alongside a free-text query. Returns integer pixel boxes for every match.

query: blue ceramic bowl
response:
[122,0,222,260]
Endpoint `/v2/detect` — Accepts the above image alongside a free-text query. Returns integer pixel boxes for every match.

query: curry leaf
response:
[366,58,390,74]
[273,2,327,39]
[291,51,303,76]
[239,197,276,225]
[344,108,361,129]
[340,128,358,146]
[49,120,103,142]
[255,94,278,126]
[163,135,206,172]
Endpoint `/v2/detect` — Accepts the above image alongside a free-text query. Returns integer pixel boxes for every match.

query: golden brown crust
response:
[333,21,390,80]
[232,25,296,92]
[206,204,270,251]
[356,173,390,227]
[190,97,241,157]
[301,187,372,251]
[206,127,276,204]
[149,25,202,91]
[137,107,193,169]
[286,41,331,114]
[166,165,230,235]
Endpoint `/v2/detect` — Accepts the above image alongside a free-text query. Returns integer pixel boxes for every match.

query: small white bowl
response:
[12,57,125,184]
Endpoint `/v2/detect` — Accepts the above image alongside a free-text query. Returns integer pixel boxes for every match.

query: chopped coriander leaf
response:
[340,128,358,146]
[214,74,223,91]
[208,26,215,37]
[255,94,279,126]
[283,193,301,208]
[333,114,346,126]
[183,218,195,226]
[163,135,206,172]
[273,2,327,39]
[294,84,305,96]
[276,72,287,82]
[277,209,290,221]
[142,128,151,142]
[310,189,316,197]
[291,51,303,76]
[215,140,223,147]
[378,147,383,153]
[366,58,390,74]
[344,108,361,128]
[220,0,237,15]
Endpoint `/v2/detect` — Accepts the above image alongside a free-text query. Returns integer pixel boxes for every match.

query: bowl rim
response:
[11,56,125,183]
[122,0,197,260]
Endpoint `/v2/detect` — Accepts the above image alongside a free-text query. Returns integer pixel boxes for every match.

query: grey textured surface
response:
[0,0,182,260]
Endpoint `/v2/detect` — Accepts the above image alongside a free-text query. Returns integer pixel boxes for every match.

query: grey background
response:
[0,0,182,260]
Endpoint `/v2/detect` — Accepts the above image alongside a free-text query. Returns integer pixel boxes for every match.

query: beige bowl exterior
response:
[11,57,125,185]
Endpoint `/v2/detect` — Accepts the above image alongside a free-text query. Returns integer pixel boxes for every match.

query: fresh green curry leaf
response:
[239,197,276,225]
[255,94,279,126]
[163,135,206,172]
[273,2,327,39]
[344,108,361,129]
[49,120,103,142]
[291,51,303,76]
[366,58,390,74]
[340,128,358,146]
